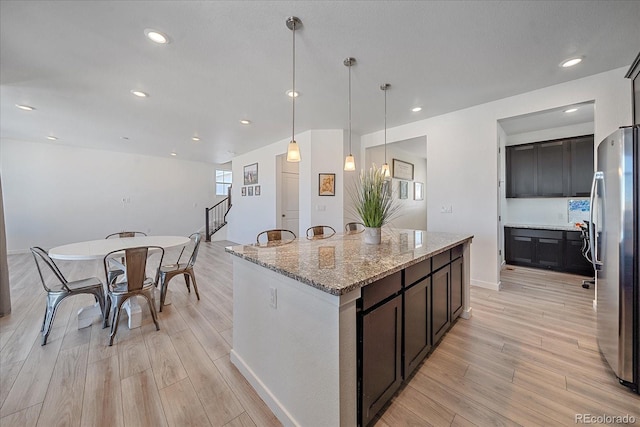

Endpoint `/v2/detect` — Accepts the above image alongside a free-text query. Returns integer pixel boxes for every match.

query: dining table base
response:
[77,289,170,330]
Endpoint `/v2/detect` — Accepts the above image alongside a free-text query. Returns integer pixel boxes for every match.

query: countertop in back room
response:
[504,223,581,232]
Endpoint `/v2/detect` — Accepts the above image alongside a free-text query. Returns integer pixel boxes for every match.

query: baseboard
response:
[230,350,300,427]
[471,279,501,291]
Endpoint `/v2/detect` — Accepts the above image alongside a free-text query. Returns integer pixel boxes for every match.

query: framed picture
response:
[319,173,336,196]
[399,181,408,199]
[414,182,424,200]
[392,159,414,180]
[248,186,254,196]
[243,163,258,185]
[241,187,246,196]
[254,185,261,196]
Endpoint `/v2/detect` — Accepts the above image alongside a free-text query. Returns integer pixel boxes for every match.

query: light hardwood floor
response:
[2,241,639,426]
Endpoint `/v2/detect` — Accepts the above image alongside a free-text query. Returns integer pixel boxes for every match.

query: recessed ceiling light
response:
[170,152,177,156]
[560,57,583,68]
[16,104,35,111]
[411,107,422,112]
[192,136,200,141]
[564,108,579,113]
[46,136,58,141]
[286,90,299,98]
[144,29,169,44]
[240,119,251,125]
[130,90,148,98]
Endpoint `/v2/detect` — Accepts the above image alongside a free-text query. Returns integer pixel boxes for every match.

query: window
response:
[216,170,232,196]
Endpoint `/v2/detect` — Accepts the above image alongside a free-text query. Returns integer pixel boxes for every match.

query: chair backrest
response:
[177,232,202,268]
[105,231,147,239]
[345,222,365,234]
[306,225,336,240]
[30,247,69,292]
[256,229,296,244]
[104,246,164,291]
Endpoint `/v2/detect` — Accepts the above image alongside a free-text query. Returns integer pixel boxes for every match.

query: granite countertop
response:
[504,223,581,232]
[225,229,473,296]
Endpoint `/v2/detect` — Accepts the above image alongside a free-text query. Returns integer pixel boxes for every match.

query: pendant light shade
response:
[344,57,356,171]
[286,17,302,163]
[381,83,391,178]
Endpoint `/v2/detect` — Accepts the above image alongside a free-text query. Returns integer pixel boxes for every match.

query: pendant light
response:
[380,83,391,177]
[286,17,302,162]
[344,57,356,171]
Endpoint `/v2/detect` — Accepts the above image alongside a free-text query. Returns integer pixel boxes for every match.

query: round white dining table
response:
[49,235,191,329]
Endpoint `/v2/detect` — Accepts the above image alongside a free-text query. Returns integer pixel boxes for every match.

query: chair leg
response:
[142,291,160,331]
[184,274,191,292]
[42,294,65,346]
[103,296,111,328]
[159,276,167,312]
[109,295,126,346]
[187,270,200,301]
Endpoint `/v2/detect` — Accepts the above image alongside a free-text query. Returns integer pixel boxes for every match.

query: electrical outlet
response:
[269,287,277,309]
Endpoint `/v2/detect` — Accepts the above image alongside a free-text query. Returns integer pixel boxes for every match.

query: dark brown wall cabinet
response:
[505,227,592,276]
[506,135,593,198]
[358,246,464,426]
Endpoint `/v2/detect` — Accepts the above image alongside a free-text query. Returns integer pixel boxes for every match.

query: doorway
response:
[277,154,299,235]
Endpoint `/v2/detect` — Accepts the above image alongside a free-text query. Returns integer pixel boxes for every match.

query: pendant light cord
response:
[384,86,387,163]
[348,62,352,154]
[292,20,296,142]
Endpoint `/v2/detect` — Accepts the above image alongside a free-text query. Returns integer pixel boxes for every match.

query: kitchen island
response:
[226,229,473,427]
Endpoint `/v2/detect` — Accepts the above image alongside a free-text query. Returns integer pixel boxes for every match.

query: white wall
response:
[228,130,347,245]
[360,67,631,290]
[1,139,216,252]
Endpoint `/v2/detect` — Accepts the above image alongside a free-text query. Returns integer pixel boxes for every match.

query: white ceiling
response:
[499,101,595,136]
[1,1,639,164]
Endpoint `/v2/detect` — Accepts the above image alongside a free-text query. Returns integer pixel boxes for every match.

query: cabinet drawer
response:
[451,244,463,260]
[405,258,431,287]
[432,250,450,272]
[508,228,563,240]
[566,230,583,241]
[362,271,402,311]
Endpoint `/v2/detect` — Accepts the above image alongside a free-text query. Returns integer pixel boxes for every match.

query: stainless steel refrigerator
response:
[589,125,639,393]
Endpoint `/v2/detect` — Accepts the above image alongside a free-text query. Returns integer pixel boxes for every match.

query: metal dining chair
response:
[306,225,336,240]
[345,222,365,234]
[104,231,148,285]
[103,246,162,346]
[157,233,202,312]
[256,229,297,244]
[30,247,106,345]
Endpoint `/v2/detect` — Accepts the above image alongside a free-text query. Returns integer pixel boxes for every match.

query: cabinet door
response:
[537,141,567,197]
[506,145,535,198]
[564,235,594,276]
[509,235,535,265]
[404,277,431,377]
[535,238,563,268]
[361,295,402,426]
[569,136,594,197]
[450,257,463,320]
[431,267,450,344]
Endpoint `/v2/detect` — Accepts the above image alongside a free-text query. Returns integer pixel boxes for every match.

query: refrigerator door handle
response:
[589,171,604,270]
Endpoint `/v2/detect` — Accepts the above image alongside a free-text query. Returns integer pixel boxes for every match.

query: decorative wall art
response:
[255,185,261,196]
[392,158,414,180]
[399,180,408,199]
[414,182,424,200]
[243,163,258,185]
[241,187,246,196]
[248,186,254,196]
[319,173,336,196]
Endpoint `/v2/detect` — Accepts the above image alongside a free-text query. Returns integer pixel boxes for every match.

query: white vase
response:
[363,227,382,244]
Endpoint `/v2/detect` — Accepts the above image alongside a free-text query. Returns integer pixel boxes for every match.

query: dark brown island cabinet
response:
[359,245,464,426]
[504,226,593,276]
[506,134,594,198]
